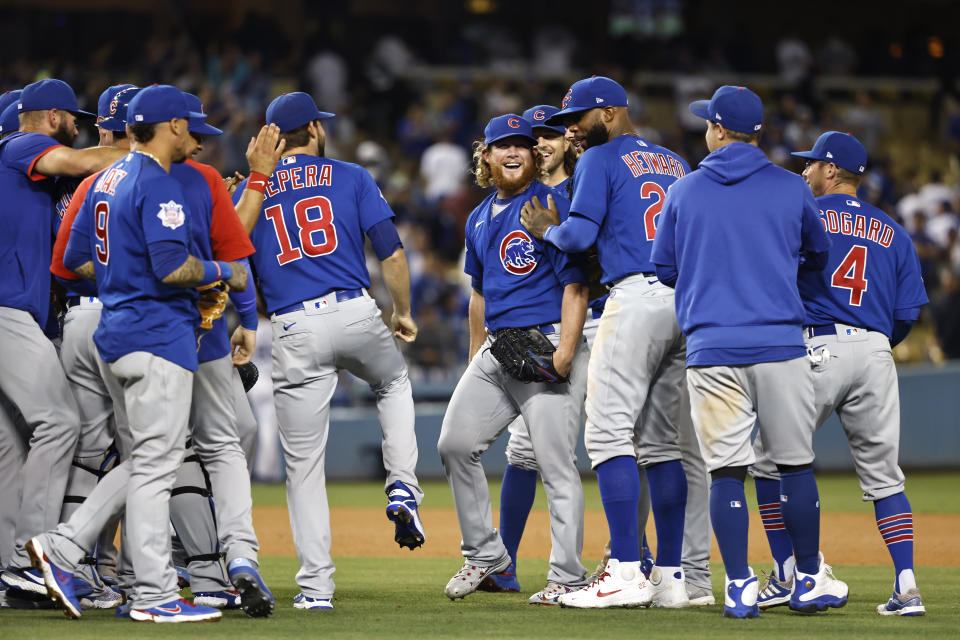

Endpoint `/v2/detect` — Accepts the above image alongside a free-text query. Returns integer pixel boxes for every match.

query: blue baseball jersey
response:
[465,181,586,331]
[570,134,690,283]
[235,154,392,314]
[172,159,254,362]
[651,142,832,365]
[69,152,199,371]
[0,132,63,327]
[550,177,571,200]
[798,194,928,337]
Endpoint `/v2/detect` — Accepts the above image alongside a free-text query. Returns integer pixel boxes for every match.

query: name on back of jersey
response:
[620,140,686,180]
[266,159,332,197]
[819,207,894,248]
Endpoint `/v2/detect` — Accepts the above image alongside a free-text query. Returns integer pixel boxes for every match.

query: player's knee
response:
[710,465,748,483]
[437,429,468,462]
[371,369,411,398]
[775,462,812,474]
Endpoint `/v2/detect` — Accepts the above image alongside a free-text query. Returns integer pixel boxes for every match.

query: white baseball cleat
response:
[444,556,512,600]
[557,559,653,609]
[650,566,690,608]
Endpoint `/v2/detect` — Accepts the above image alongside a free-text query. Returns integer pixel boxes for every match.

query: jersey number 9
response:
[95,201,110,265]
[264,195,339,266]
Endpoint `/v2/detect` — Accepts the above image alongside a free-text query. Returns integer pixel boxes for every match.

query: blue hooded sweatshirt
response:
[651,142,831,366]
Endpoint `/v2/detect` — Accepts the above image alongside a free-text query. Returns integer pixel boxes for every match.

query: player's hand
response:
[391,311,418,343]
[521,194,560,240]
[552,346,573,379]
[224,171,246,195]
[246,124,287,177]
[230,326,257,365]
[225,261,248,292]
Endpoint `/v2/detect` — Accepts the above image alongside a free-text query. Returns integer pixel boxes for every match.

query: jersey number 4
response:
[831,244,869,306]
[94,201,110,264]
[264,196,339,266]
[641,182,666,241]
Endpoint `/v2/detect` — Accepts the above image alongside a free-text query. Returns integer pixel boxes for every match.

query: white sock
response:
[897,569,917,593]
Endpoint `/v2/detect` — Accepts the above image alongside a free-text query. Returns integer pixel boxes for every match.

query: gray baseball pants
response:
[271,291,421,599]
[751,327,904,501]
[439,328,590,587]
[0,306,81,569]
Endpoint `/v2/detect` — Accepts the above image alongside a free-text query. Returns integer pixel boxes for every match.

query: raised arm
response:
[34,145,127,178]
[235,125,286,234]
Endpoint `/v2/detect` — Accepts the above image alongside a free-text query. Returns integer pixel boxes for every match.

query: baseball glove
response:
[237,361,259,392]
[489,327,568,384]
[197,282,230,331]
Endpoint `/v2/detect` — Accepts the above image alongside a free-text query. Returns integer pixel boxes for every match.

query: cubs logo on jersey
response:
[500,230,537,275]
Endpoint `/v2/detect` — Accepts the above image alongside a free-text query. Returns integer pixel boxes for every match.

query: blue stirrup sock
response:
[597,456,641,562]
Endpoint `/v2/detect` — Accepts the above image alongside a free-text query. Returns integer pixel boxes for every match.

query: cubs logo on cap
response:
[522,105,565,135]
[484,114,535,147]
[547,77,628,125]
[500,230,538,275]
[97,86,141,132]
[791,131,867,175]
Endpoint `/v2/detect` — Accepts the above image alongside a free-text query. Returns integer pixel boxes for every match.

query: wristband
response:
[246,171,269,194]
[199,260,232,286]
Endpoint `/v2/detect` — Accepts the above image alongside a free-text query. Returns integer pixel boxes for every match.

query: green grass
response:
[3,558,957,639]
[253,471,960,514]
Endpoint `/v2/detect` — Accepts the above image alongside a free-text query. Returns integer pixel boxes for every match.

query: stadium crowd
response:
[3,14,959,379]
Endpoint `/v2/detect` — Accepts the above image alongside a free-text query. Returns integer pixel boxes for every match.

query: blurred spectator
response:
[844,91,884,152]
[932,269,960,359]
[420,134,470,202]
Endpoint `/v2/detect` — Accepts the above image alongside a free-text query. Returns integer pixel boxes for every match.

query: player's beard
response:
[51,118,77,146]
[490,159,537,194]
[583,121,609,150]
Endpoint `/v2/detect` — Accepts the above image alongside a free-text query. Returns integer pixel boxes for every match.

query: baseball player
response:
[650,85,847,618]
[46,84,145,610]
[521,76,694,609]
[439,113,590,604]
[28,85,257,623]
[749,132,928,616]
[0,78,125,595]
[479,105,579,597]
[232,91,425,611]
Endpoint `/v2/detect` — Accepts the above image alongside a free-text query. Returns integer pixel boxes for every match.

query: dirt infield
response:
[253,506,958,566]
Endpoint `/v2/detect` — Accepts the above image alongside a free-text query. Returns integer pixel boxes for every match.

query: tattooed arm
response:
[72,261,97,282]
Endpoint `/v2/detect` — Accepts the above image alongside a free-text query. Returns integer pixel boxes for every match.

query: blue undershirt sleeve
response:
[542,213,599,253]
[148,239,190,281]
[367,218,403,260]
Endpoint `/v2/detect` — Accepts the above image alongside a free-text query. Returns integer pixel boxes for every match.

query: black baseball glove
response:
[237,361,259,392]
[489,327,568,384]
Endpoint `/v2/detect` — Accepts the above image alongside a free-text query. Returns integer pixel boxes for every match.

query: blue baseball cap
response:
[689,85,763,134]
[483,114,536,146]
[0,90,21,117]
[127,84,204,125]
[523,105,565,135]
[97,83,136,120]
[546,76,628,125]
[791,131,867,175]
[19,78,94,117]
[0,102,19,136]
[265,92,335,133]
[182,92,223,136]
[97,86,141,132]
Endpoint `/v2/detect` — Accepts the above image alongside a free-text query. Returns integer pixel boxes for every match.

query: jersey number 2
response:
[831,244,868,306]
[641,182,666,241]
[264,196,339,266]
[94,201,110,264]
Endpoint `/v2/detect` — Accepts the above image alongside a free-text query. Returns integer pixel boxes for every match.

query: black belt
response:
[495,323,557,337]
[274,288,364,315]
[641,271,657,278]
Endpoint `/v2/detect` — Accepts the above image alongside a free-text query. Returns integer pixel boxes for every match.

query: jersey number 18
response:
[264,195,339,266]
[831,244,869,306]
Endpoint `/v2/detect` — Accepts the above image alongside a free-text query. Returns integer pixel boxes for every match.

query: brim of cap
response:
[790,150,822,160]
[544,105,592,126]
[531,124,566,135]
[189,120,223,136]
[688,100,711,120]
[96,115,125,132]
[317,110,335,119]
[69,108,96,118]
[485,132,536,146]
